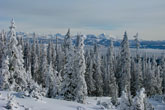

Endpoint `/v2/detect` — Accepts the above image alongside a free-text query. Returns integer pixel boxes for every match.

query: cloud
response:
[0,0,165,40]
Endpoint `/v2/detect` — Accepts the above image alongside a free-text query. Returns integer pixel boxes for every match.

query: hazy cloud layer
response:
[0,0,165,40]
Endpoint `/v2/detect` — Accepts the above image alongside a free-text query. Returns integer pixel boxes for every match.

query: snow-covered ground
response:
[0,91,111,110]
[0,91,164,110]
[148,99,165,110]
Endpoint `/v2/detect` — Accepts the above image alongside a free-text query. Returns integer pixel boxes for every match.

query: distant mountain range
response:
[17,32,165,49]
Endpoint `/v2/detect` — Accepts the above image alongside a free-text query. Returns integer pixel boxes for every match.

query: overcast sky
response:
[0,0,165,40]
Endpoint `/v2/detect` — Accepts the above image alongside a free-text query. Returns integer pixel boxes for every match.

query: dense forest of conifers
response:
[0,19,165,105]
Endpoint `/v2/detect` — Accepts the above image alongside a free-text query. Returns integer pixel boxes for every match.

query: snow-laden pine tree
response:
[155,66,162,95]
[7,19,28,91]
[38,44,48,87]
[133,33,140,52]
[142,53,148,83]
[144,57,159,96]
[60,29,72,77]
[0,30,10,90]
[55,35,59,71]
[36,37,41,59]
[43,51,61,98]
[74,34,87,103]
[144,59,152,96]
[132,88,146,110]
[17,35,24,50]
[135,56,143,92]
[160,54,165,94]
[130,58,137,96]
[47,40,55,65]
[117,91,132,110]
[133,33,143,95]
[31,33,39,81]
[61,30,76,101]
[0,30,6,68]
[44,62,56,97]
[132,88,154,110]
[101,55,107,90]
[63,29,71,55]
[118,31,131,96]
[56,44,65,73]
[51,41,56,69]
[23,41,31,72]
[53,67,62,98]
[0,55,10,90]
[150,56,162,95]
[92,44,104,96]
[104,40,118,105]
[131,55,143,96]
[85,49,96,96]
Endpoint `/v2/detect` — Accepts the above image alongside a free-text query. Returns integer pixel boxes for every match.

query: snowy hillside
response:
[0,91,165,110]
[0,91,114,110]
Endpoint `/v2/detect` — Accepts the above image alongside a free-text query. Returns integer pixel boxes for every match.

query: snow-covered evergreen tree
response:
[31,34,39,81]
[47,40,55,65]
[131,55,143,96]
[117,91,132,110]
[142,53,148,86]
[0,30,10,90]
[63,29,72,55]
[155,66,162,95]
[23,40,31,72]
[132,33,143,95]
[7,19,28,91]
[56,44,65,73]
[74,34,87,103]
[0,30,6,68]
[85,49,96,96]
[132,88,154,110]
[133,33,140,51]
[45,62,56,97]
[92,44,103,96]
[0,56,10,90]
[132,88,146,110]
[53,68,62,98]
[17,35,24,50]
[136,56,143,92]
[150,56,162,95]
[61,30,76,101]
[130,58,137,96]
[104,40,118,104]
[118,31,131,96]
[39,44,48,87]
[160,54,165,94]
[144,57,160,96]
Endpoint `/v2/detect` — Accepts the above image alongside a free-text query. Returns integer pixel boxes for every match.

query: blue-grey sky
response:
[0,0,165,40]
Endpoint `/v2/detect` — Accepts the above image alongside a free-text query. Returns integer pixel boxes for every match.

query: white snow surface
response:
[0,91,112,110]
[0,91,164,110]
[148,99,165,110]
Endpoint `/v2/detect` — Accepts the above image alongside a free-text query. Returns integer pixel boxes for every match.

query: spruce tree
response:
[118,31,131,96]
[74,34,87,103]
[23,41,31,72]
[85,49,96,96]
[31,33,39,81]
[61,30,76,101]
[105,40,118,104]
[0,56,10,90]
[92,44,103,96]
[7,19,28,91]
[160,54,165,94]
[39,44,48,87]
